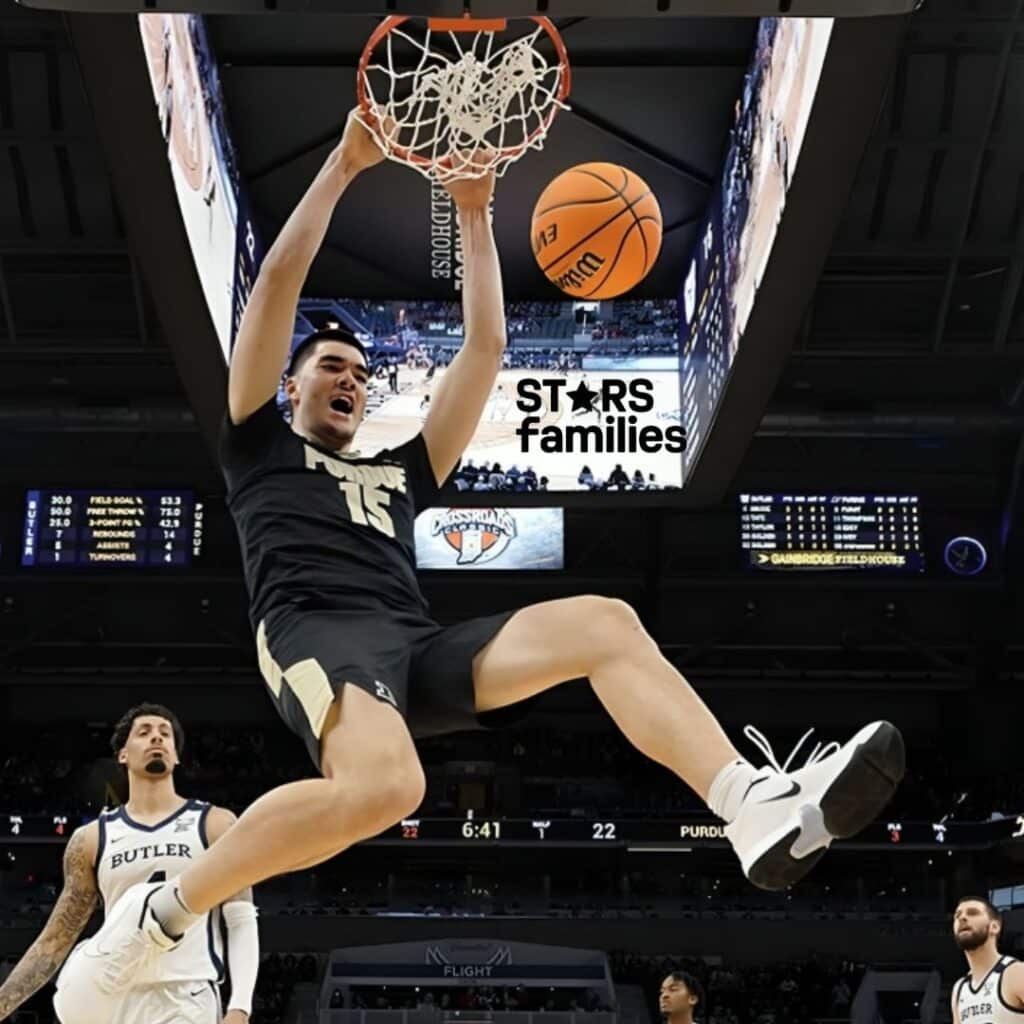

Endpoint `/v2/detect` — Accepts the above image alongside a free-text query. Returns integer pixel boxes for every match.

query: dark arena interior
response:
[2,0,1024,1022]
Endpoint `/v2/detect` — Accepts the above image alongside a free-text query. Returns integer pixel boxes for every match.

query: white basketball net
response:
[358,20,569,185]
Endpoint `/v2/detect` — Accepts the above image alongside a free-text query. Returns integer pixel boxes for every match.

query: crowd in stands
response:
[450,461,549,492]
[445,463,663,493]
[503,347,583,370]
[0,944,878,1024]
[324,956,861,1024]
[0,857,960,934]
[332,985,611,1013]
[577,465,662,491]
[400,344,581,375]
[0,951,317,1024]
[587,339,678,356]
[254,951,320,1023]
[611,952,865,1024]
[1,722,1019,826]
[241,857,950,923]
[588,300,677,342]
[329,299,681,354]
[346,300,570,343]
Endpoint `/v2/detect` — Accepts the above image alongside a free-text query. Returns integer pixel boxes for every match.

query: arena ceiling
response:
[0,0,1022,689]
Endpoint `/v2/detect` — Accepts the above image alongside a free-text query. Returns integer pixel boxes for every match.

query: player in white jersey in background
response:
[0,703,258,1024]
[951,895,1024,1024]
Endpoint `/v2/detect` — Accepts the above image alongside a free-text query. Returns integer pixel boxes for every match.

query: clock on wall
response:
[943,536,987,577]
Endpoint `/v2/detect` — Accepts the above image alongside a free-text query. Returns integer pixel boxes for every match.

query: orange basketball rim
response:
[356,15,572,184]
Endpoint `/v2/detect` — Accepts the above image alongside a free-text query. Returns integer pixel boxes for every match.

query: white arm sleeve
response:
[222,899,260,1015]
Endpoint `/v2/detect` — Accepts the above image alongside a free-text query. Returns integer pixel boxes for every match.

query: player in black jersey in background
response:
[63,110,906,999]
[659,970,704,1024]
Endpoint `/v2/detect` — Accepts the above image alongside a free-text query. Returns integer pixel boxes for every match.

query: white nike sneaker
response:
[725,721,905,891]
[54,882,181,1017]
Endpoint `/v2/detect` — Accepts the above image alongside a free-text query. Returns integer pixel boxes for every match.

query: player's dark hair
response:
[955,895,1002,922]
[110,703,185,758]
[287,327,369,377]
[666,970,704,1011]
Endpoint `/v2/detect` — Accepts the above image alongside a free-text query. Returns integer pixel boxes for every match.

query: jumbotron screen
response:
[679,18,834,483]
[739,493,925,572]
[138,13,262,362]
[284,298,686,493]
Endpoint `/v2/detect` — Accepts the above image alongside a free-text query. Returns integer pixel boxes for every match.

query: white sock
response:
[149,882,200,940]
[707,759,757,823]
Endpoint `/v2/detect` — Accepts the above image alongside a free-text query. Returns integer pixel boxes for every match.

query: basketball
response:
[531,162,663,300]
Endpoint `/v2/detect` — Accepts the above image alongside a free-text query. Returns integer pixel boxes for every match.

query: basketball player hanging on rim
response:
[57,110,906,1003]
[951,896,1024,1023]
[0,703,258,1024]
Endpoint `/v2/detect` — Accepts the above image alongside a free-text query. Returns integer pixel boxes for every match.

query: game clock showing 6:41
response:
[400,819,504,841]
[461,820,502,840]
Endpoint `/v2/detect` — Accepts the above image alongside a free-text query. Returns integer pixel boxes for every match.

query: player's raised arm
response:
[228,110,385,426]
[421,165,507,484]
[0,824,98,1018]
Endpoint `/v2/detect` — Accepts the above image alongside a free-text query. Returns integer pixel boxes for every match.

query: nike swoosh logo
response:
[81,944,113,959]
[189,987,208,997]
[110,836,126,844]
[743,776,772,801]
[758,780,801,804]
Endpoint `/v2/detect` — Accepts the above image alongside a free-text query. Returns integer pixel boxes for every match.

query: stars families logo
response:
[513,377,687,455]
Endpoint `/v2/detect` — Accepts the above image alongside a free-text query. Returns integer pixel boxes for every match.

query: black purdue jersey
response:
[219,399,443,624]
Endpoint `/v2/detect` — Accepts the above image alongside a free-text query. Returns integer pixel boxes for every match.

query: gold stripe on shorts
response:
[256,620,334,739]
[255,621,283,698]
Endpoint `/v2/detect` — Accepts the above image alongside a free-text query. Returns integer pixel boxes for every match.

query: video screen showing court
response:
[284,298,685,494]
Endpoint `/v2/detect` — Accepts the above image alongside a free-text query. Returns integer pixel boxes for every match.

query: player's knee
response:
[375,762,427,823]
[345,756,426,834]
[574,596,646,660]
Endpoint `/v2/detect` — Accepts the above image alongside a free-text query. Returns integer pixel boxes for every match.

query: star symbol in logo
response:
[567,381,600,413]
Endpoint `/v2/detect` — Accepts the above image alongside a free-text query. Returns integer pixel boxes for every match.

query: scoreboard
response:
[21,490,204,567]
[740,493,924,572]
[6,812,1023,850]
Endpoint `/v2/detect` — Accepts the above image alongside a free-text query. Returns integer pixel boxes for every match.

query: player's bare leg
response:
[473,595,738,798]
[173,685,424,915]
[472,595,904,890]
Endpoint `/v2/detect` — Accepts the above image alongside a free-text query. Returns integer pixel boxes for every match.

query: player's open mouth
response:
[330,397,353,414]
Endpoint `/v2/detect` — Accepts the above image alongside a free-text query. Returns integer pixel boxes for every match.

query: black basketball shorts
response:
[255,604,522,768]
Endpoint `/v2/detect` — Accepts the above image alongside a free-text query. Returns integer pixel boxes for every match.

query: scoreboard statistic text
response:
[7,813,1023,850]
[739,493,924,572]
[21,490,204,567]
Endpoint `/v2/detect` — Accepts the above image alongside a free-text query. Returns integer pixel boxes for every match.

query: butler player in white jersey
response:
[0,703,258,1024]
[952,896,1024,1024]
